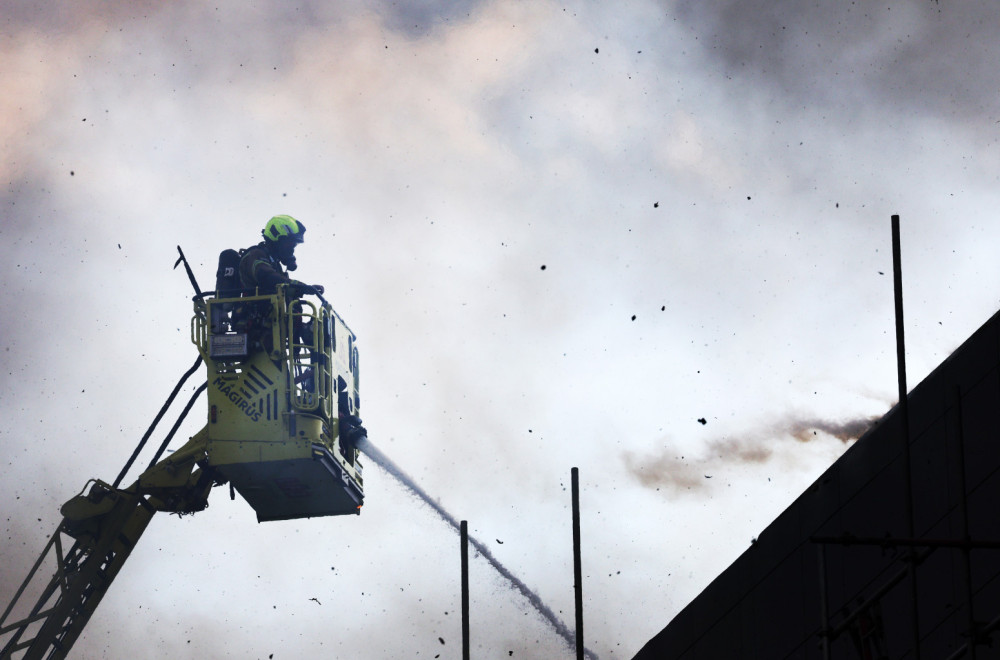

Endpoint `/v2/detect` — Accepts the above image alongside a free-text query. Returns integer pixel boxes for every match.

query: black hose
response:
[112,356,203,489]
[173,245,202,298]
[147,381,208,470]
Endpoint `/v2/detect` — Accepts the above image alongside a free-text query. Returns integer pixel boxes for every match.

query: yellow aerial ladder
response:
[0,249,364,659]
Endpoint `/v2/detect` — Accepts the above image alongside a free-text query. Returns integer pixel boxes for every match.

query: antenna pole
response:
[572,467,584,660]
[892,214,921,658]
[461,520,470,660]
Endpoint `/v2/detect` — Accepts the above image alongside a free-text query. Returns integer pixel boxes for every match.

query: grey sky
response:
[3,1,1000,658]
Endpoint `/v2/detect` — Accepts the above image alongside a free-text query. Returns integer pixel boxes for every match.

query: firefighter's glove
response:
[288,282,322,297]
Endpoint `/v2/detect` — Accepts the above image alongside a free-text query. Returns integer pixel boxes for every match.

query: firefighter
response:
[235,215,324,358]
[239,214,325,297]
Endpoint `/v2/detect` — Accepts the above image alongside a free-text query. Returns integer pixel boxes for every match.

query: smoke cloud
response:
[3,1,1000,657]
[625,416,878,496]
[672,1,1000,125]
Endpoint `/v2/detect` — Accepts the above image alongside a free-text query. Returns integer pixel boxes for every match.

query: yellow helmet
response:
[262,215,305,243]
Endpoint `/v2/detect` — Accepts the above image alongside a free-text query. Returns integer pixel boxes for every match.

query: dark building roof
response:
[633,308,1000,659]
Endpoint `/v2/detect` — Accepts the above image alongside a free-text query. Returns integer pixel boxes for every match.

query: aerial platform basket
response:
[191,286,364,521]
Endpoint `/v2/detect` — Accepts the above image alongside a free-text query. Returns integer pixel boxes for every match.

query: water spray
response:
[356,437,598,660]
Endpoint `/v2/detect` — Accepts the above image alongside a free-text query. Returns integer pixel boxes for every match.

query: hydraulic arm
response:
[0,429,215,660]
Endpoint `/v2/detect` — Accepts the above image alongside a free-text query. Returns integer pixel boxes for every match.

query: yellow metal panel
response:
[196,287,363,521]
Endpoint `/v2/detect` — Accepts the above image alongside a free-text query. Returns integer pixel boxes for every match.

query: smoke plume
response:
[624,415,878,496]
